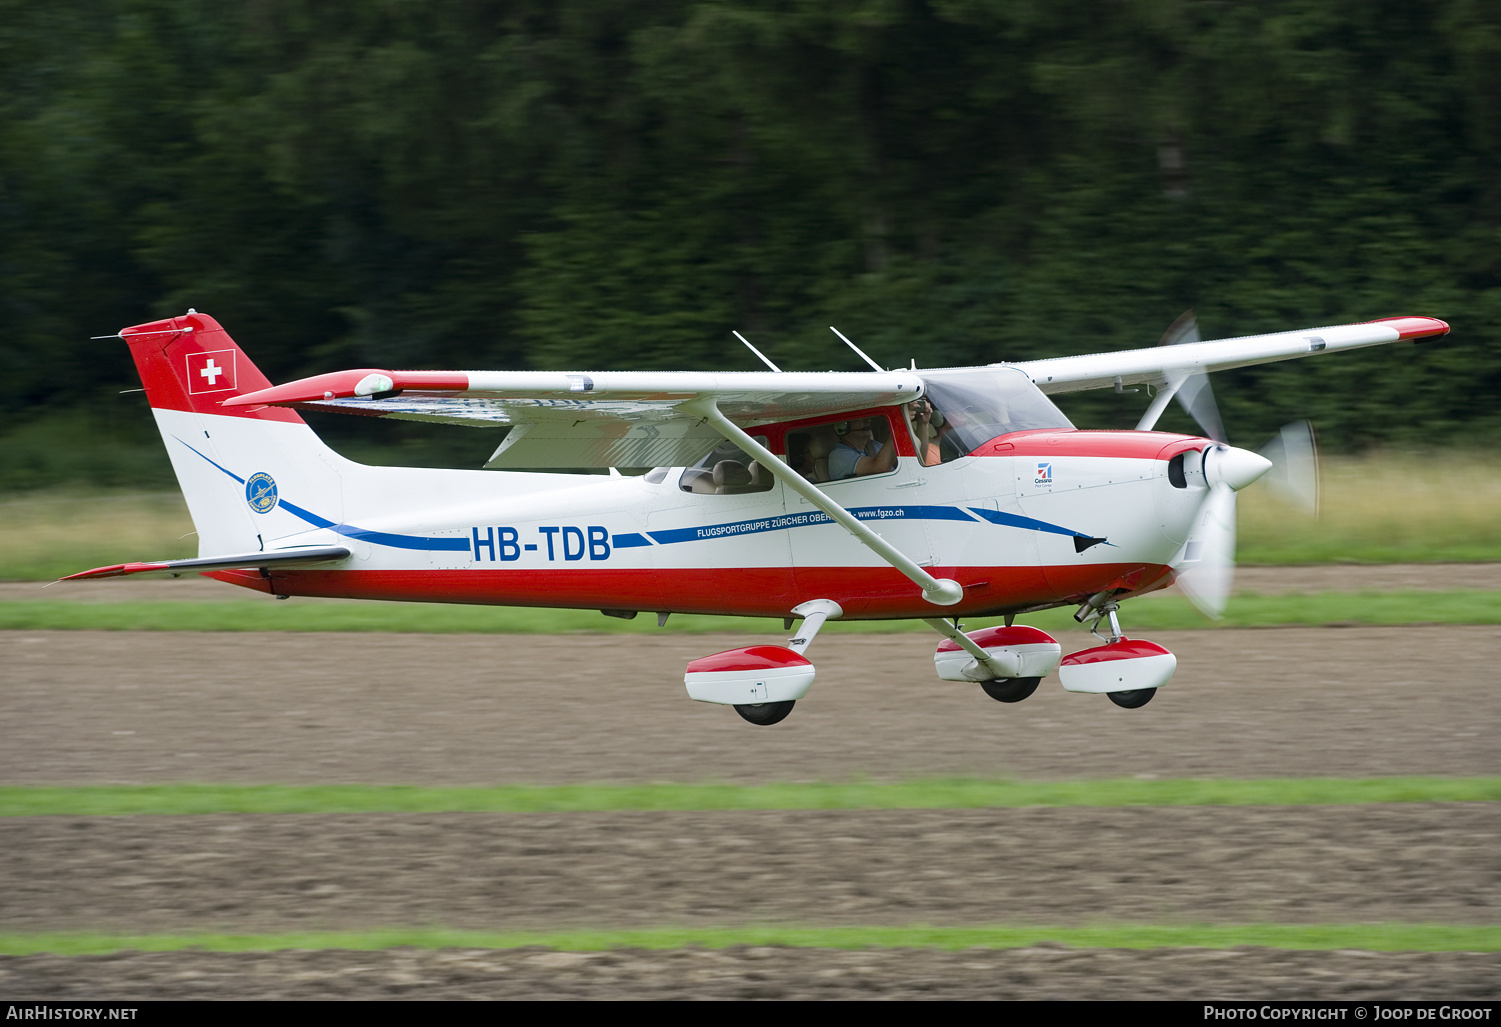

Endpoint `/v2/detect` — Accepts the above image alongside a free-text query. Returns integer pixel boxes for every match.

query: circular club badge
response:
[245,472,279,514]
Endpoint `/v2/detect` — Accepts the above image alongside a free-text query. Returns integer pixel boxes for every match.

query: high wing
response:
[227,369,923,469]
[1009,316,1449,394]
[224,315,1447,468]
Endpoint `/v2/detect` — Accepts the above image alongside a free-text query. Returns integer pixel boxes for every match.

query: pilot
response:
[908,399,941,466]
[934,403,978,462]
[829,418,898,479]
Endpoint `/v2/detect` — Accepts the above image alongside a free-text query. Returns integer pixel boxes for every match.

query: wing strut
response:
[1134,377,1180,432]
[689,400,963,606]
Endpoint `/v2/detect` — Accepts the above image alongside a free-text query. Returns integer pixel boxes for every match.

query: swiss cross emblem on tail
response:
[187,349,236,394]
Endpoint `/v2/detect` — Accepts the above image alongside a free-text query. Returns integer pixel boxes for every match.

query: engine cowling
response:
[933,625,1063,683]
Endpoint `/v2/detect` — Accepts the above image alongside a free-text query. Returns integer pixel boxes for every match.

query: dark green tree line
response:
[2,0,1498,482]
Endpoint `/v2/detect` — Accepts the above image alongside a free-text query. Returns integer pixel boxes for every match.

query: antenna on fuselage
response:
[733,330,782,372]
[830,326,885,372]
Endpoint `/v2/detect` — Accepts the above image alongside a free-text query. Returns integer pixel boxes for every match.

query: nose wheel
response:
[734,701,796,726]
[980,677,1040,703]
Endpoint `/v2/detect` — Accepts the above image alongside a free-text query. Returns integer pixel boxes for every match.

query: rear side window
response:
[677,437,773,495]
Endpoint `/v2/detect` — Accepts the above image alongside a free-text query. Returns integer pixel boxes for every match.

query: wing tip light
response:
[1363,316,1450,340]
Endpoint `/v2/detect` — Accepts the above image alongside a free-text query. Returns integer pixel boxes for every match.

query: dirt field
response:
[2,626,1495,784]
[4,946,1497,1001]
[1,623,1497,999]
[3,805,1496,933]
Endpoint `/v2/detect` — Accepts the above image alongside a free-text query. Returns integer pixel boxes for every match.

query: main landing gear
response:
[683,600,843,726]
[980,677,1040,704]
[928,619,1062,705]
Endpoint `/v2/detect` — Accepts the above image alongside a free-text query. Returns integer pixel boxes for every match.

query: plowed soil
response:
[2,626,1496,783]
[4,946,1497,1001]
[2,622,1497,1000]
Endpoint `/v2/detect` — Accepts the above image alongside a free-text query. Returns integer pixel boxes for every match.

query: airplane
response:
[64,309,1450,725]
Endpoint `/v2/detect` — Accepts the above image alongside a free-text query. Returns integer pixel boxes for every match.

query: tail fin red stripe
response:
[120,312,304,423]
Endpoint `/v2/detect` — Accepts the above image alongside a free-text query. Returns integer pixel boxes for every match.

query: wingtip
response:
[1364,316,1450,340]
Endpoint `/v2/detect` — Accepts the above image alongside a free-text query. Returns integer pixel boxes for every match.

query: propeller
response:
[1152,309,1226,443]
[1137,311,1318,617]
[1258,419,1321,517]
[1173,444,1271,617]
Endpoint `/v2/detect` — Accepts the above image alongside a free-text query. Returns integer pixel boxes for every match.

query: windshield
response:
[918,367,1074,462]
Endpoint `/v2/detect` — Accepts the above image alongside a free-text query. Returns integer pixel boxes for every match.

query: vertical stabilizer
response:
[119,312,348,558]
[121,311,306,424]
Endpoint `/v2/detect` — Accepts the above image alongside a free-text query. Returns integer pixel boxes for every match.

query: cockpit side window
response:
[786,414,898,482]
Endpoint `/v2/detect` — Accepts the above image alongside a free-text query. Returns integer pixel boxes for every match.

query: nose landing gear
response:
[1107,688,1156,709]
[1061,595,1177,707]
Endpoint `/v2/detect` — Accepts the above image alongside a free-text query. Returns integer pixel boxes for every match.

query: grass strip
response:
[1,924,1497,957]
[3,777,1498,817]
[3,590,1501,634]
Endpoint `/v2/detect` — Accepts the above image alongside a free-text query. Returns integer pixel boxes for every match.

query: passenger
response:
[788,435,816,480]
[805,428,840,482]
[829,417,898,479]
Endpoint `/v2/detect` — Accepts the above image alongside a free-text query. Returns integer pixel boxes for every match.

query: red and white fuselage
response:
[87,309,1452,623]
[71,309,1449,721]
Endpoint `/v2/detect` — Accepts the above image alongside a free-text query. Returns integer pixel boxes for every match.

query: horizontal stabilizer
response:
[62,546,351,580]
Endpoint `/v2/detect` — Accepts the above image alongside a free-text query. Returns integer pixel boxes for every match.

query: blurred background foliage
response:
[1,0,1499,485]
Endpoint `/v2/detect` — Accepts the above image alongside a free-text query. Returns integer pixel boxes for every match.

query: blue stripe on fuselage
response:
[965,505,1091,539]
[177,438,469,552]
[647,505,978,546]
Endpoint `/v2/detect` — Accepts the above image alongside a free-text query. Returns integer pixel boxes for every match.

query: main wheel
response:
[734,700,796,726]
[1107,688,1156,709]
[980,677,1040,704]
